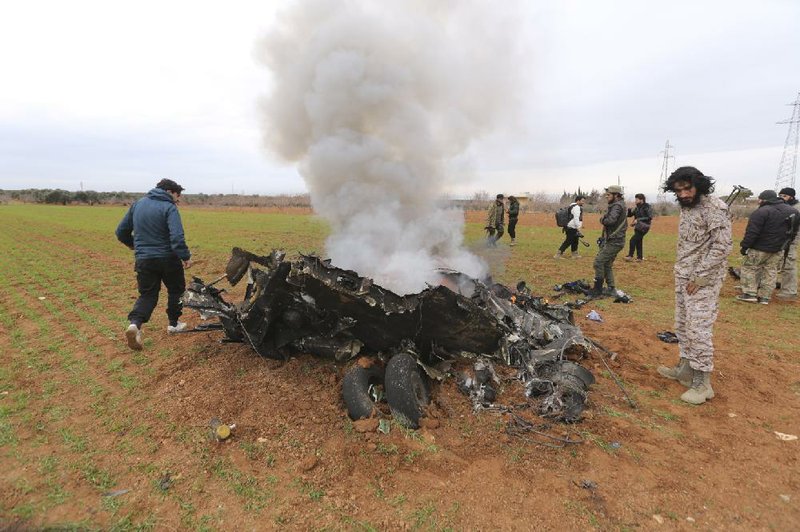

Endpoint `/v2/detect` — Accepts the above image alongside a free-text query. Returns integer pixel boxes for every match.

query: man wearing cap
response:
[657,167,732,405]
[115,179,193,350]
[486,194,505,246]
[591,185,627,296]
[737,189,798,304]
[777,187,799,300]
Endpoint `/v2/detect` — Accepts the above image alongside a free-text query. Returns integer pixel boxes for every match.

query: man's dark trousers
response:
[559,228,579,253]
[128,257,186,327]
[628,229,646,259]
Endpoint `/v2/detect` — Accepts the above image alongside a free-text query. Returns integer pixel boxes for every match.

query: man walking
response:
[777,187,799,301]
[507,196,520,246]
[555,195,585,258]
[591,186,627,296]
[116,179,193,350]
[486,194,505,246]
[624,193,653,261]
[736,189,798,305]
[657,167,731,405]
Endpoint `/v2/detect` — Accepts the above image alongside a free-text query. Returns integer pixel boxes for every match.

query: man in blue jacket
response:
[116,179,193,350]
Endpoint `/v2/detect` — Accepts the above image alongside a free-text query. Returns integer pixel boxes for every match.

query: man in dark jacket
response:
[624,193,653,261]
[116,179,193,350]
[777,187,799,300]
[736,189,797,304]
[507,196,520,246]
[591,185,627,296]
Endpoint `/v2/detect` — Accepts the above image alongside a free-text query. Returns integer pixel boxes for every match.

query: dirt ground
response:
[1,206,799,530]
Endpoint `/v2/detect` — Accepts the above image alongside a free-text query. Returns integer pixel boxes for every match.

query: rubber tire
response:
[342,364,385,421]
[385,353,430,429]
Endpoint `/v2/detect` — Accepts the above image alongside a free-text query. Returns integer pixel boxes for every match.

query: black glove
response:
[740,247,748,256]
[577,231,584,238]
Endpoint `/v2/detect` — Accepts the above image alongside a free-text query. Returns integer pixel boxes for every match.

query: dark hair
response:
[663,166,714,195]
[635,193,646,201]
[156,178,185,194]
[574,194,586,201]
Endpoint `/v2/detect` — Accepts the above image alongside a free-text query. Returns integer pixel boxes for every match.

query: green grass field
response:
[1,204,798,530]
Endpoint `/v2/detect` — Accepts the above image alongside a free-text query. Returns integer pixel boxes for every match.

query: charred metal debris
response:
[182,248,596,428]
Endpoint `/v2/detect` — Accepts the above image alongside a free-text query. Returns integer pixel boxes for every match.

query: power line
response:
[656,140,675,198]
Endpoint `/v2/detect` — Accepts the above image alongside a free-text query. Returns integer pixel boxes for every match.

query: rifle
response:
[725,185,751,207]
[781,211,800,269]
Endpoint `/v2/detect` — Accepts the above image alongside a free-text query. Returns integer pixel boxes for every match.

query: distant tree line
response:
[0,189,313,208]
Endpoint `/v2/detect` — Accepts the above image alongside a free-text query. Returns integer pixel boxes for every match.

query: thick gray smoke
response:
[258,0,520,294]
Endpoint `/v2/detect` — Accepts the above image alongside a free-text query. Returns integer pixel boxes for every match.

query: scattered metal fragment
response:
[586,310,603,322]
[505,412,584,448]
[586,337,637,410]
[656,331,679,343]
[158,473,172,491]
[102,489,130,498]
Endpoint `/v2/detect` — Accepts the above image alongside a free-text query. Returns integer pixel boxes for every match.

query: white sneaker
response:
[167,322,188,334]
[126,324,143,351]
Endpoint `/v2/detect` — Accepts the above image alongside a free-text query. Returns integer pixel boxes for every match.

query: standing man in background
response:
[657,167,731,405]
[485,194,505,247]
[736,189,798,305]
[591,186,627,296]
[507,195,520,246]
[116,178,193,350]
[624,193,653,262]
[555,195,585,258]
[777,187,799,301]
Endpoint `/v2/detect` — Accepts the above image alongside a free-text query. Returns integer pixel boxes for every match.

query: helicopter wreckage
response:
[182,247,596,428]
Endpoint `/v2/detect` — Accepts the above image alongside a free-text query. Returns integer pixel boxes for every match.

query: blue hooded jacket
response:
[115,188,191,260]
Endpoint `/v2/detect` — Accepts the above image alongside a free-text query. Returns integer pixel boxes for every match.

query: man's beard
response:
[677,195,701,207]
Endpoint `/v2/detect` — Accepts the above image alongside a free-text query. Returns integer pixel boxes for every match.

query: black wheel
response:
[342,364,385,420]
[385,353,430,429]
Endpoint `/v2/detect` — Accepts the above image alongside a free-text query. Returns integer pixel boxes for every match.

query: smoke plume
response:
[258,0,520,294]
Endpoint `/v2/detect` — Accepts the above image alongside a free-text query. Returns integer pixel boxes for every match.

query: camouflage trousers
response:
[741,249,783,300]
[593,240,624,287]
[675,274,724,372]
[778,240,797,297]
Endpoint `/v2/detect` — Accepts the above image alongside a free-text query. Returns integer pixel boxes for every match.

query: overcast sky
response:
[1,0,798,198]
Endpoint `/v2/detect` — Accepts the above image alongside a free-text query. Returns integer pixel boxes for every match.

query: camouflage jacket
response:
[487,200,505,228]
[675,194,732,285]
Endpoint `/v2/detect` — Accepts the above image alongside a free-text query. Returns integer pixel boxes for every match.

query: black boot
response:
[590,278,603,297]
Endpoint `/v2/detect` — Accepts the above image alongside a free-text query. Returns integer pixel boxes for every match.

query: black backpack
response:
[555,203,575,228]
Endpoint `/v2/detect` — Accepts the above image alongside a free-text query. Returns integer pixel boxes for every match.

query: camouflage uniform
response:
[486,200,505,243]
[674,195,732,372]
[740,249,783,299]
[777,200,800,297]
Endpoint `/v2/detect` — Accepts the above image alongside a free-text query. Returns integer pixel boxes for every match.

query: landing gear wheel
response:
[342,364,385,421]
[385,353,430,429]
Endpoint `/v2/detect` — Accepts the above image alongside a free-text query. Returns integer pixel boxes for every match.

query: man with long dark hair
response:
[657,167,731,405]
[624,193,653,261]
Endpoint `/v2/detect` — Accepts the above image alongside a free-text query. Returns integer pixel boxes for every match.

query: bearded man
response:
[657,167,732,405]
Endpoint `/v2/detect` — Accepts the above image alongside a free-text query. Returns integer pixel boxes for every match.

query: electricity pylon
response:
[775,91,800,191]
[656,140,675,199]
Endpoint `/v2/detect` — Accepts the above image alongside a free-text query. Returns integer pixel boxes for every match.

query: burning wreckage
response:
[183,248,596,429]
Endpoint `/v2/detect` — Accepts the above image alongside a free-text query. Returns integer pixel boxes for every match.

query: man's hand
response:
[686,281,700,295]
[183,259,193,269]
[740,247,748,256]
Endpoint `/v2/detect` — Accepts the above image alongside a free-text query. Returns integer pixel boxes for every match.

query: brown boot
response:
[657,357,692,387]
[680,369,714,405]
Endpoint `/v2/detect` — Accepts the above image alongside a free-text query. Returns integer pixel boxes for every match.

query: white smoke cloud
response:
[258,0,522,294]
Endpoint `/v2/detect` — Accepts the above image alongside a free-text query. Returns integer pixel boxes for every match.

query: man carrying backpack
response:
[555,195,586,258]
[777,187,799,301]
[591,185,627,296]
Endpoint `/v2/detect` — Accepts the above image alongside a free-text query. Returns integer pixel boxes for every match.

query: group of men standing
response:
[485,193,520,246]
[736,187,799,304]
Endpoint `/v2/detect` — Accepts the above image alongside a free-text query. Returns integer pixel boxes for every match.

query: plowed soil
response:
[1,205,798,530]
